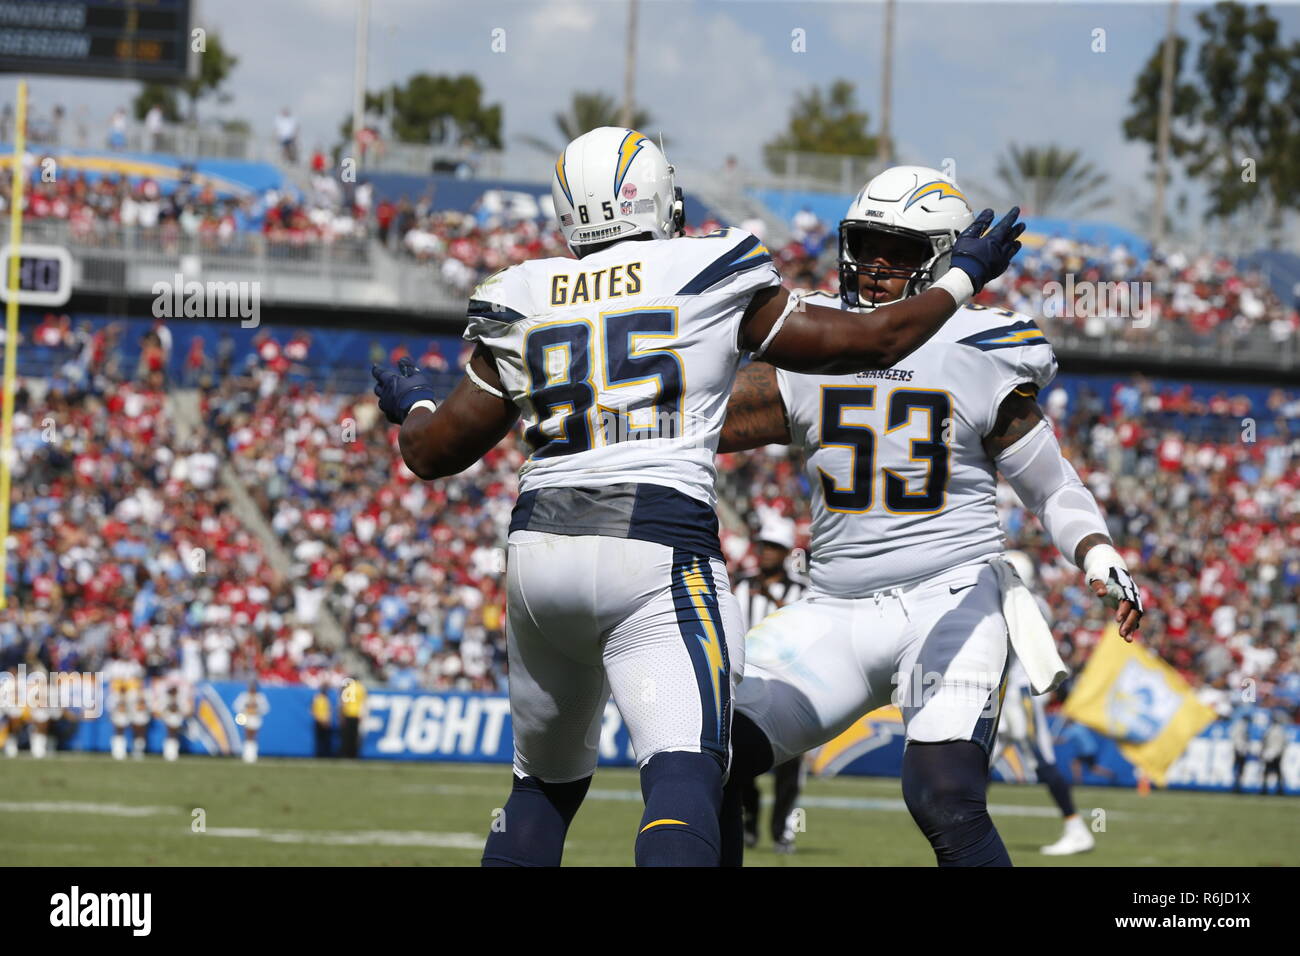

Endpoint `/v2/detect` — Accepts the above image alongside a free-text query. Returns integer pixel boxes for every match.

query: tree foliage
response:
[995,144,1111,217]
[763,80,878,172]
[518,91,655,157]
[342,73,503,148]
[1123,1,1300,219]
[132,31,237,124]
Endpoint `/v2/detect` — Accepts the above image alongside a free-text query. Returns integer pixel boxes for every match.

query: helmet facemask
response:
[838,221,956,310]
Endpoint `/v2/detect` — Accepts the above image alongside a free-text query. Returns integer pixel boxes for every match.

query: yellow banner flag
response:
[1063,627,1217,786]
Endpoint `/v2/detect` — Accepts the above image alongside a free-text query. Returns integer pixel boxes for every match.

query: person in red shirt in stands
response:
[284,331,311,364]
[418,342,448,373]
[33,313,66,348]
[137,332,165,381]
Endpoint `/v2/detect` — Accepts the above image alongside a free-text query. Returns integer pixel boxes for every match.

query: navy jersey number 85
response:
[523,308,685,458]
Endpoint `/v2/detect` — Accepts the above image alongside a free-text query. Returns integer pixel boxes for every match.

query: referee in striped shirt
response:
[732,515,808,853]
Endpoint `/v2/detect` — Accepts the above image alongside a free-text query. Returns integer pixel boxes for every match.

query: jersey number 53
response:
[818,385,952,514]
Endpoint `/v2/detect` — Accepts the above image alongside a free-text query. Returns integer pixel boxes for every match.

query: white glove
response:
[1083,543,1143,615]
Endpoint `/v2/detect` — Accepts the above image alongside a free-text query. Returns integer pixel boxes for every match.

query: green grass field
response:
[1,753,1295,866]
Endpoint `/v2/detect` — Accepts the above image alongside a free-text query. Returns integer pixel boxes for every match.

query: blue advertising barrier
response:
[827,709,1298,795]
[67,681,639,766]
[63,682,1296,795]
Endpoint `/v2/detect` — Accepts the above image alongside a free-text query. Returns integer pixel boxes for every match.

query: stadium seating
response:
[2,372,348,689]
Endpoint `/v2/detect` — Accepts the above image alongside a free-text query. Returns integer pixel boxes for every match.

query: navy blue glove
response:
[949,206,1025,294]
[372,357,438,425]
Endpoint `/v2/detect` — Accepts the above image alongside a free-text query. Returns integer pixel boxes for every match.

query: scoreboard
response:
[0,0,194,83]
[0,245,73,307]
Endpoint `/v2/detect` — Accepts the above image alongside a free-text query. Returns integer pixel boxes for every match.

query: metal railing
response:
[20,218,1295,369]
[360,141,509,178]
[23,120,273,163]
[1037,314,1297,371]
[25,218,370,268]
[21,218,402,310]
[120,124,265,162]
[756,150,881,194]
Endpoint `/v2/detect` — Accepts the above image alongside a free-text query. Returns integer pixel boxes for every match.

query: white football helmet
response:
[551,126,684,255]
[839,165,974,309]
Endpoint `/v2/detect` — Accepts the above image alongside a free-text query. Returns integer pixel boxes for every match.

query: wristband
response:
[1082,542,1126,581]
[931,268,975,307]
[408,399,438,417]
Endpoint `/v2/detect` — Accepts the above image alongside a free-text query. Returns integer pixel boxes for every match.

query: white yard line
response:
[0,800,179,818]
[203,827,484,849]
[409,782,1180,821]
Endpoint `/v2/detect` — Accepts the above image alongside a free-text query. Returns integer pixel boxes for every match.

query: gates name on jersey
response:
[778,290,1058,597]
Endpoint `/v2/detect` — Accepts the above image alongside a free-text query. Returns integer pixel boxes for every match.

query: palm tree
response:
[518,91,657,156]
[995,144,1111,217]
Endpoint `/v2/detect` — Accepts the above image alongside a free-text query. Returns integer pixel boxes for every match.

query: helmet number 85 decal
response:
[578,202,615,225]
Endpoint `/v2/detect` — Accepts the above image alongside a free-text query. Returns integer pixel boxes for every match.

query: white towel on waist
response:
[992,556,1069,695]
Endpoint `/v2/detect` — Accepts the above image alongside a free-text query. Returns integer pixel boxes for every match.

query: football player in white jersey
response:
[372,132,1026,867]
[717,165,1143,866]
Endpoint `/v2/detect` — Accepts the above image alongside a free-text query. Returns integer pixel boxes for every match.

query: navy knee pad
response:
[902,741,1011,867]
[481,772,591,867]
[636,750,724,866]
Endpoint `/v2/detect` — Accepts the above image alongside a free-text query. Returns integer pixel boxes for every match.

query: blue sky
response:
[4,1,1299,233]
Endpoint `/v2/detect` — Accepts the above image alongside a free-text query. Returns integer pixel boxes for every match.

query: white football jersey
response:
[465,227,779,556]
[776,292,1058,597]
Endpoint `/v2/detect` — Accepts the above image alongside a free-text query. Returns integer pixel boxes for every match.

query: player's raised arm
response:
[741,207,1024,374]
[372,345,519,480]
[718,361,791,453]
[984,385,1144,639]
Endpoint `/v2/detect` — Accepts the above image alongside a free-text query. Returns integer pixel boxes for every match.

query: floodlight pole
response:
[353,0,371,169]
[880,0,895,166]
[1153,0,1178,249]
[621,0,639,129]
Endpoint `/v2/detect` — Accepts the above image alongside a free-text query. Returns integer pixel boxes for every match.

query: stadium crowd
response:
[4,127,1295,347]
[207,351,515,692]
[377,201,1300,345]
[2,149,1297,713]
[385,205,734,296]
[0,361,353,693]
[0,160,371,251]
[991,241,1299,350]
